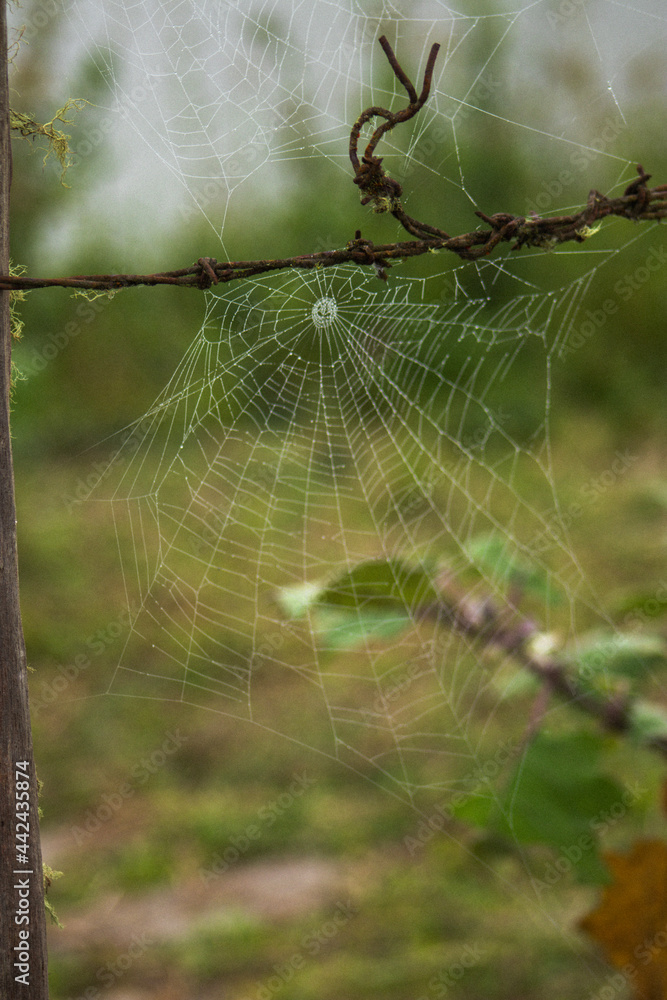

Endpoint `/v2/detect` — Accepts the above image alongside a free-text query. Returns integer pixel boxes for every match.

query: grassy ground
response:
[16,408,666,1000]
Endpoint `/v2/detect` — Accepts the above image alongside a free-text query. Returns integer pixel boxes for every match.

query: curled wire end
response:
[349,37,443,239]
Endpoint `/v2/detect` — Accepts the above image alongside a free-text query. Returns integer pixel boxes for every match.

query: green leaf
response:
[277,559,437,650]
[316,558,440,612]
[566,632,667,684]
[317,609,411,650]
[453,731,629,883]
[627,700,667,745]
[612,589,667,623]
[465,533,564,605]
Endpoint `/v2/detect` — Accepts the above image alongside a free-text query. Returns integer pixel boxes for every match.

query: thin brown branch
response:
[427,573,667,759]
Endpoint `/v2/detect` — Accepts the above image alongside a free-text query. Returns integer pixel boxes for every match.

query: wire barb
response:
[0,47,666,292]
[349,35,446,241]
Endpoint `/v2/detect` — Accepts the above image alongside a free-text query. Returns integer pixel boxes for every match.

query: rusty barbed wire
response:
[1,36,666,294]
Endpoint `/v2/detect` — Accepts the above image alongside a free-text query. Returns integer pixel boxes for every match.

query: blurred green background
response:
[6,1,667,998]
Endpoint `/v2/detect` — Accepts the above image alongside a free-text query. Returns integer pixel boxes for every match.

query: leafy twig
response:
[285,555,667,759]
[427,571,667,757]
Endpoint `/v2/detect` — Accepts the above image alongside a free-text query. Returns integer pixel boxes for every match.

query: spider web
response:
[53,0,665,828]
[15,0,667,985]
[103,265,592,749]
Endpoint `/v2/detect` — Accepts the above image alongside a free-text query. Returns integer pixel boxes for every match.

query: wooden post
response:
[0,1,49,996]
